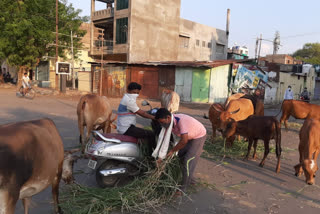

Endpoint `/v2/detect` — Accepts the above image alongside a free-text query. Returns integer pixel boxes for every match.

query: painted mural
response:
[231,64,268,94]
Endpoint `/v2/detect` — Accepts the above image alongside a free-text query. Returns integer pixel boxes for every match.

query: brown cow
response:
[0,118,75,214]
[224,93,264,116]
[224,93,245,107]
[77,94,116,149]
[294,119,320,185]
[207,94,264,140]
[213,97,254,131]
[223,116,282,173]
[206,103,224,139]
[279,100,320,130]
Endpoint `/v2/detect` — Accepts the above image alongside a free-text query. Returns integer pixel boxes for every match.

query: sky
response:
[67,0,320,58]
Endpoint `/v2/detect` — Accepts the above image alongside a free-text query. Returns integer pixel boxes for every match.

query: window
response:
[117,0,129,10]
[207,42,212,48]
[202,41,206,47]
[196,39,200,46]
[216,44,225,54]
[116,17,128,44]
[179,36,189,48]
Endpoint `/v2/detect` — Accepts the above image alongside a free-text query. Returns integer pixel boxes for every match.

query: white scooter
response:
[85,101,159,188]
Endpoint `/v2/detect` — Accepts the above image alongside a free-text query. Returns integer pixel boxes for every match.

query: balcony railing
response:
[91,40,114,55]
[92,8,114,21]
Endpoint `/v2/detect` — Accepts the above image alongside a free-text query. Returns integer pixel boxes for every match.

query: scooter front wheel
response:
[96,160,135,188]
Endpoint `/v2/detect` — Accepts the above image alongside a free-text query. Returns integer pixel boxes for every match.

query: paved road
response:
[0,88,319,214]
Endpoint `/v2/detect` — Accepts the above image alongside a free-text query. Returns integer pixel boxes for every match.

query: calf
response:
[0,119,75,214]
[223,116,282,173]
[294,119,320,185]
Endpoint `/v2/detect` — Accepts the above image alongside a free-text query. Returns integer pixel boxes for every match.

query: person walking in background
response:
[284,85,294,100]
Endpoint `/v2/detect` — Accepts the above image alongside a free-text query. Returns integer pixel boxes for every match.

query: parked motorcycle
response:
[85,101,160,188]
[299,95,310,103]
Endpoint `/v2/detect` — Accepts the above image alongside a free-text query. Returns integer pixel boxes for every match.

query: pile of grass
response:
[60,157,183,214]
[202,136,269,161]
[286,122,303,130]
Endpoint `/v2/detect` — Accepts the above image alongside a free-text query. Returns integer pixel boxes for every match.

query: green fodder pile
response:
[202,136,271,161]
[60,157,183,214]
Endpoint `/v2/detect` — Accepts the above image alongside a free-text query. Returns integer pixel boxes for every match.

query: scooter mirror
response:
[141,100,150,106]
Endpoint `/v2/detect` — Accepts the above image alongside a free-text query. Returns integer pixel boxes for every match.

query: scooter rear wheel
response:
[96,160,136,188]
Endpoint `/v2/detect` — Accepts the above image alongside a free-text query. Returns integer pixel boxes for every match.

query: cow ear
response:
[111,115,118,122]
[212,104,223,112]
[230,108,240,115]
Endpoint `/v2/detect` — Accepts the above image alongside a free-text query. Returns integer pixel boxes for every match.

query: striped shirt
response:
[117,94,140,134]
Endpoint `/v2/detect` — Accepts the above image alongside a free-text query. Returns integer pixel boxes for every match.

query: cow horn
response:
[230,108,240,115]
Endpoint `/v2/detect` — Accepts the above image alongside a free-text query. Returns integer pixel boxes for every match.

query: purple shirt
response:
[172,114,206,140]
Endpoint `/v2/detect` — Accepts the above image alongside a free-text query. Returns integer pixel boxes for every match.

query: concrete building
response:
[259,54,302,65]
[90,0,229,62]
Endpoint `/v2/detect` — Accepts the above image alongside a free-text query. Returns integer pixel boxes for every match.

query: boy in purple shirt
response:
[155,108,207,194]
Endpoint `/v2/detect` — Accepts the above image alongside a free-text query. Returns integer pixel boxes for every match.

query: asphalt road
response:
[0,88,319,214]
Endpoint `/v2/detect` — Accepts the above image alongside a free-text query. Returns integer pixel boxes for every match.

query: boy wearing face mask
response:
[155,108,206,194]
[284,85,294,100]
[117,82,156,155]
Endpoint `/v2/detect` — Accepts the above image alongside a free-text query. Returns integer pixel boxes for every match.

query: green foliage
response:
[0,0,88,68]
[293,43,320,64]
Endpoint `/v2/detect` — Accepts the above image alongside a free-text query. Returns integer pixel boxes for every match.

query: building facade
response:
[259,54,303,65]
[90,0,229,63]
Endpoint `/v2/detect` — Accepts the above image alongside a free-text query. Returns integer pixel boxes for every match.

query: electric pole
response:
[71,30,75,89]
[257,34,262,64]
[55,0,59,90]
[273,31,280,55]
[99,29,104,96]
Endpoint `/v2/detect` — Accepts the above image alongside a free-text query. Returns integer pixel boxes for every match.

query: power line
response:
[265,32,320,41]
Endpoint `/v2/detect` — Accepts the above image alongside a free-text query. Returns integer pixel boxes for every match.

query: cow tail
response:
[274,100,285,117]
[275,120,282,158]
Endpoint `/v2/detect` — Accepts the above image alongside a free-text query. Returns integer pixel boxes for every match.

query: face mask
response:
[288,88,291,91]
[127,93,139,100]
[160,122,170,129]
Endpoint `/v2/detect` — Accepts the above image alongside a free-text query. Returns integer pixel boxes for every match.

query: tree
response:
[0,0,88,80]
[293,43,320,64]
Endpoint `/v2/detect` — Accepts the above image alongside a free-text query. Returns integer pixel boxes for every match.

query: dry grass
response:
[202,136,271,161]
[60,157,183,214]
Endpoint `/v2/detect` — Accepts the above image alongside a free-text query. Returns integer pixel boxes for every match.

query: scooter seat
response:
[101,133,138,144]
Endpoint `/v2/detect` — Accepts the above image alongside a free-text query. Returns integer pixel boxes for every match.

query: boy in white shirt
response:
[22,72,31,95]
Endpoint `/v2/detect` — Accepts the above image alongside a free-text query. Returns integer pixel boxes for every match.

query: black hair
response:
[127,82,141,91]
[155,108,171,120]
[24,72,27,75]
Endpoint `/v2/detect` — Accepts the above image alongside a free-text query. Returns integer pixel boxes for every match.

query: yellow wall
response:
[276,69,316,102]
